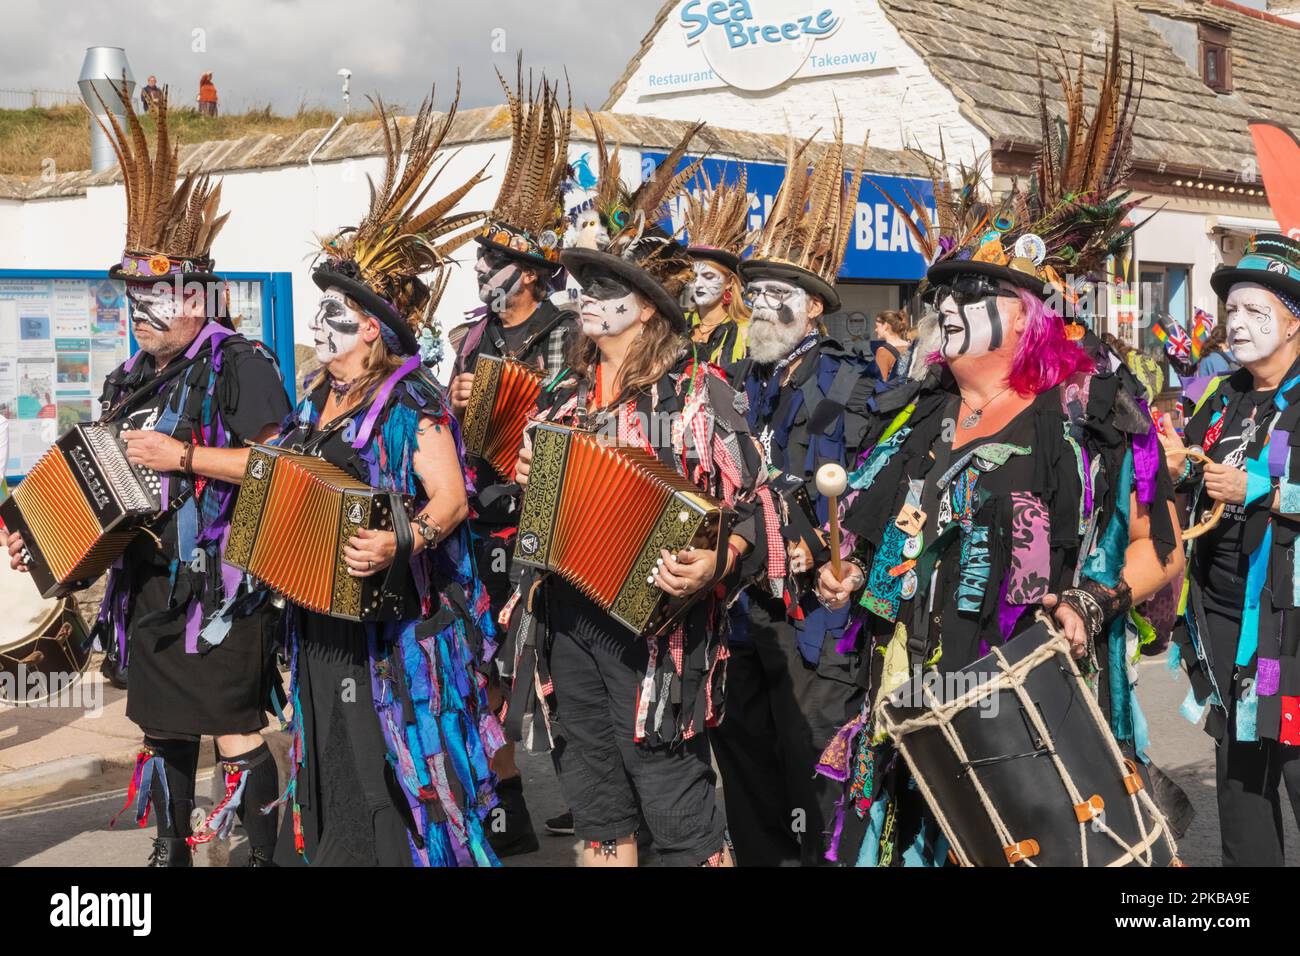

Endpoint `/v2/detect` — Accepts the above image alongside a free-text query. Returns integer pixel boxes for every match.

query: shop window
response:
[1139,263,1191,392]
[1199,24,1232,93]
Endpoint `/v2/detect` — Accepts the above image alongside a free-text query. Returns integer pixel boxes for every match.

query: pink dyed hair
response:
[930,288,1094,396]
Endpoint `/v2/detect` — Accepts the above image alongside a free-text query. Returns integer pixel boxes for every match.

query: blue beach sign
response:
[644,151,937,282]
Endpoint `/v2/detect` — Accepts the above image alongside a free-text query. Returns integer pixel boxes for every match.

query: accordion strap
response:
[379,492,414,601]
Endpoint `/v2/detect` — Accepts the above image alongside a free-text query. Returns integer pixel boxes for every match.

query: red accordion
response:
[0,422,162,598]
[460,354,545,480]
[514,423,731,636]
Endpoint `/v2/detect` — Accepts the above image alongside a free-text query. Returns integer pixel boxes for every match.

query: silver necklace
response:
[959,386,1011,429]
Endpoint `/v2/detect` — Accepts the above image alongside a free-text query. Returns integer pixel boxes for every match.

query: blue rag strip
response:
[1238,523,1271,667]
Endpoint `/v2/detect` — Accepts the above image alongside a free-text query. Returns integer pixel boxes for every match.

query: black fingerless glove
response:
[1059,578,1133,640]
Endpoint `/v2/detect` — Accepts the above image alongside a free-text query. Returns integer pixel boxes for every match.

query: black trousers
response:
[1216,732,1300,866]
[711,595,864,866]
[1197,597,1300,866]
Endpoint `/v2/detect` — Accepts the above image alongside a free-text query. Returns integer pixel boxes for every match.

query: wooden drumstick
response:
[1183,447,1226,541]
[816,463,848,580]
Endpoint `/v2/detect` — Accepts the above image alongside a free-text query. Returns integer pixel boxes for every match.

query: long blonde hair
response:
[691,264,751,364]
[568,302,686,404]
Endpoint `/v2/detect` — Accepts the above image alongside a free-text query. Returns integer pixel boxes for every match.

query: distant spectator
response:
[873,308,913,382]
[198,72,218,117]
[141,75,162,113]
[1196,323,1238,378]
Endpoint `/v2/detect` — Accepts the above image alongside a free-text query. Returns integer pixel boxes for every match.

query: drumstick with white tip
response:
[816,463,848,581]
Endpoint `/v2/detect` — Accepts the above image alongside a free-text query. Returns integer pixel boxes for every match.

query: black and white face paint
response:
[579,275,642,338]
[127,284,182,332]
[689,261,726,309]
[746,279,812,364]
[938,293,1006,360]
[1226,283,1293,365]
[311,289,364,364]
[475,248,523,307]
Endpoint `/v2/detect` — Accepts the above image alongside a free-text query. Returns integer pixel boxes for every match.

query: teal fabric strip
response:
[1083,449,1133,588]
[1237,523,1271,667]
[848,429,909,492]
[1245,452,1273,506]
[1180,685,1208,725]
[855,796,888,867]
[1281,479,1300,514]
[1107,617,1133,743]
[1167,640,1181,673]
[1236,682,1258,742]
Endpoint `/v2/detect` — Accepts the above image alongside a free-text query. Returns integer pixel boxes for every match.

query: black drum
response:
[0,559,91,704]
[877,617,1179,867]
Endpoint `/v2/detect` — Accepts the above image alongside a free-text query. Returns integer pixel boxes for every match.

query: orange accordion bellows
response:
[514,423,731,636]
[0,423,162,598]
[460,354,545,479]
[224,445,409,621]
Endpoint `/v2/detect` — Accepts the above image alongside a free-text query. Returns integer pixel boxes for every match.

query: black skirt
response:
[273,610,414,867]
[124,563,279,738]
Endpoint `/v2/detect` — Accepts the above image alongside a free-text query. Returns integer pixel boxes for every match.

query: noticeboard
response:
[0,270,295,481]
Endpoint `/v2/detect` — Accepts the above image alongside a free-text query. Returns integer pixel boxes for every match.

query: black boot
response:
[141,737,199,867]
[244,846,277,867]
[487,776,539,858]
[147,836,193,867]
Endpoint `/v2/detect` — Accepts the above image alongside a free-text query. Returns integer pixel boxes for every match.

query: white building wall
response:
[609,0,990,158]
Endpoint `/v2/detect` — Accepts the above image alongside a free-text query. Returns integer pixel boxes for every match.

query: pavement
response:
[1,651,1296,866]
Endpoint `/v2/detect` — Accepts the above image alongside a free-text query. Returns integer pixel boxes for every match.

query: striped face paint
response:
[939,293,1005,360]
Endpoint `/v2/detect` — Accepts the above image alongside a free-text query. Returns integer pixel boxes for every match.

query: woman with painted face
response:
[260,95,503,866]
[679,169,754,375]
[508,220,767,868]
[1159,234,1300,866]
[812,38,1188,866]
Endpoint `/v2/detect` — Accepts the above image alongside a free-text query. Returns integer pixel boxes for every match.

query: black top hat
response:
[311,260,420,357]
[1210,233,1300,307]
[561,240,689,333]
[686,245,741,274]
[739,258,841,314]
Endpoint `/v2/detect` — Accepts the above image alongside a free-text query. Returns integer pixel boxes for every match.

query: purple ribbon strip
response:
[352,354,422,450]
[1269,431,1290,478]
[1132,402,1159,505]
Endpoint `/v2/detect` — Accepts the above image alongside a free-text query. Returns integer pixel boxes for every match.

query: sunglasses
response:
[931,274,1022,306]
[581,275,635,301]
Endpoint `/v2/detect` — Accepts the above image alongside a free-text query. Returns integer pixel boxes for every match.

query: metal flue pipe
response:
[78,47,135,173]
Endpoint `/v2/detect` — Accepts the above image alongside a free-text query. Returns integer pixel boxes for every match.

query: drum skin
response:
[0,559,91,704]
[881,621,1175,867]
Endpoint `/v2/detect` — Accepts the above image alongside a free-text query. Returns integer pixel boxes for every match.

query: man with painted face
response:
[445,65,575,857]
[710,129,881,867]
[4,87,291,866]
[1159,233,1300,866]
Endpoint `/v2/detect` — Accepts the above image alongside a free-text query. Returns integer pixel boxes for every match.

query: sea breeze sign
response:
[645,152,936,283]
[640,0,892,95]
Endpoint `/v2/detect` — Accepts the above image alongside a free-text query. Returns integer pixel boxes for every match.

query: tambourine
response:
[1183,448,1226,541]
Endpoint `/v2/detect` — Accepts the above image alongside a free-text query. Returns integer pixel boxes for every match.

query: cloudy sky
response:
[1,0,655,113]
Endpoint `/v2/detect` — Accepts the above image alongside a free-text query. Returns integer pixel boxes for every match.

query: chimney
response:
[78,47,135,174]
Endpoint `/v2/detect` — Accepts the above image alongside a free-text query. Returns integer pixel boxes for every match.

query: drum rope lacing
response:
[875,613,1178,867]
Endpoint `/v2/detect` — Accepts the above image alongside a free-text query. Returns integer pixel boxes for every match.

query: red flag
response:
[1249,122,1300,238]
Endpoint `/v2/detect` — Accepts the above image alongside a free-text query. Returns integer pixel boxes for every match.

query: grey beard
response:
[748,316,808,364]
